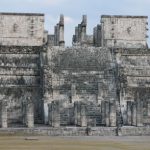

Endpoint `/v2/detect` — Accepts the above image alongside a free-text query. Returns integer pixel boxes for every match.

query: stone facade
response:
[0,13,44,46]
[0,12,150,135]
[100,15,148,48]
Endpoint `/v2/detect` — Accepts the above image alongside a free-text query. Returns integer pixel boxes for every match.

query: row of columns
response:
[48,100,117,127]
[0,97,34,128]
[101,100,116,127]
[126,99,144,127]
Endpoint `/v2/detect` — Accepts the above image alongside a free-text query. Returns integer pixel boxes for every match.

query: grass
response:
[0,136,150,150]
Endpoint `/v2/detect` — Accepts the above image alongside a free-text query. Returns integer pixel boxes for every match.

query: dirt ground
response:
[0,136,150,150]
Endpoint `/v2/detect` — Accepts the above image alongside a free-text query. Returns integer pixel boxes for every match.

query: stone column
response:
[54,25,58,46]
[147,101,150,116]
[51,101,60,127]
[136,93,143,127]
[78,24,81,43]
[74,101,78,125]
[48,103,52,126]
[81,15,87,44]
[75,26,78,42]
[132,102,137,126]
[80,104,87,127]
[105,101,110,127]
[109,101,116,127]
[1,100,8,128]
[71,83,76,103]
[26,97,34,128]
[59,14,65,47]
[127,101,132,126]
[22,100,26,125]
[97,25,101,47]
[93,27,97,46]
[54,24,59,46]
[101,101,106,125]
[97,81,103,104]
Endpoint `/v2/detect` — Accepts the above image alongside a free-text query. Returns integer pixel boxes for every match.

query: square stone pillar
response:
[51,101,60,127]
[59,14,65,47]
[71,83,76,103]
[48,103,52,126]
[1,101,8,128]
[136,93,143,127]
[74,101,78,125]
[105,101,110,127]
[109,101,116,127]
[22,101,26,125]
[132,102,137,126]
[101,101,106,125]
[127,101,132,126]
[80,104,87,127]
[26,97,34,128]
[147,101,150,116]
[81,15,87,44]
[74,101,82,126]
[97,80,103,104]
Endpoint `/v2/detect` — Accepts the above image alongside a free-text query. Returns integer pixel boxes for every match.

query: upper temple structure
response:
[0,12,150,136]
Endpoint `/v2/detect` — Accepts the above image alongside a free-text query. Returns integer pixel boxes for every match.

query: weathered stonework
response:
[0,12,149,136]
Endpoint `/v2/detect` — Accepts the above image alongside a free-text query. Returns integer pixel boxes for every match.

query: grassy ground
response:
[0,136,150,150]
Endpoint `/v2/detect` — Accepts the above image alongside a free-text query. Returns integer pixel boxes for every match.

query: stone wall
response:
[0,46,43,127]
[115,49,150,126]
[0,126,149,136]
[0,13,44,46]
[101,15,148,48]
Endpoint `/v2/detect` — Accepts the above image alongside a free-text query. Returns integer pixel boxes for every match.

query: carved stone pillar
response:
[1,100,8,128]
[136,93,143,127]
[74,101,78,125]
[51,101,60,127]
[75,26,78,42]
[101,101,106,125]
[97,81,103,104]
[80,104,87,127]
[147,101,150,116]
[109,101,116,127]
[127,101,132,126]
[105,101,110,127]
[26,97,34,128]
[71,83,76,103]
[48,103,52,126]
[81,15,87,44]
[59,15,65,47]
[22,100,26,125]
[132,102,137,126]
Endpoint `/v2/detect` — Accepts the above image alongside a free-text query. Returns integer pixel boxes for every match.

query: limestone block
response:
[51,101,60,127]
[109,101,116,127]
[127,101,132,126]
[136,96,143,127]
[147,101,150,116]
[101,101,106,125]
[132,102,137,126]
[80,105,87,127]
[1,101,8,128]
[26,97,34,128]
[105,101,110,127]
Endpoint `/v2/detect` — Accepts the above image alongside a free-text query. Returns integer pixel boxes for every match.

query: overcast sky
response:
[0,0,150,46]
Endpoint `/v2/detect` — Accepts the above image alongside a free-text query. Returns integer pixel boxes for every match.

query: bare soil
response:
[0,136,150,150]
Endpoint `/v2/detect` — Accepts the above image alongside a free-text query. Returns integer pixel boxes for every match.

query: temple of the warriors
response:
[0,12,150,136]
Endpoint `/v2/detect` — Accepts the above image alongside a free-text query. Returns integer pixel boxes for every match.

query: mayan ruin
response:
[0,12,150,136]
